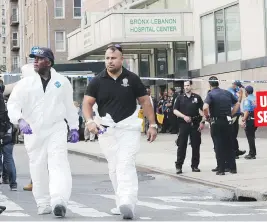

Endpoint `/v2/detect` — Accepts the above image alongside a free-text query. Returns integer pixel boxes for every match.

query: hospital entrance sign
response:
[124,14,181,36]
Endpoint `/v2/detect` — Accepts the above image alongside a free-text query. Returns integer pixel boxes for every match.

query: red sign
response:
[255,91,267,127]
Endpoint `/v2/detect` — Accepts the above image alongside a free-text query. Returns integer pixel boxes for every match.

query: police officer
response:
[228,81,246,159]
[173,80,205,174]
[241,85,257,159]
[203,76,241,175]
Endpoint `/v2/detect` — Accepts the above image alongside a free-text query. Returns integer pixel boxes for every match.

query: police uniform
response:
[204,87,237,175]
[242,85,257,159]
[174,93,204,173]
[228,81,246,158]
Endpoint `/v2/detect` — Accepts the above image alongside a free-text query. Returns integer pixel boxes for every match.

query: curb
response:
[68,149,267,202]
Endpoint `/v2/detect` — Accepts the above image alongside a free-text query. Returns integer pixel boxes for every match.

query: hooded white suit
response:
[7,67,79,210]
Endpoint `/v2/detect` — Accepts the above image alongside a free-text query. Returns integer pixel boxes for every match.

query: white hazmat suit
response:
[7,67,79,213]
[94,105,143,217]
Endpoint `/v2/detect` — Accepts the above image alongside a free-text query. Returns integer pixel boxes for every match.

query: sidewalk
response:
[67,129,267,201]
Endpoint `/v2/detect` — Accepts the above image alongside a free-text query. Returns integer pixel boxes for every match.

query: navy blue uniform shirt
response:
[204,87,237,117]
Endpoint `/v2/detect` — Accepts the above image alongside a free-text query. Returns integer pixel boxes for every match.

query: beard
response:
[107,66,121,74]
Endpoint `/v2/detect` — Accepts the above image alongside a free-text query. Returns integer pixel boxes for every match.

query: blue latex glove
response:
[18,119,32,134]
[69,129,79,143]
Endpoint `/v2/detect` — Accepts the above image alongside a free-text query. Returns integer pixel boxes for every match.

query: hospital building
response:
[68,0,267,98]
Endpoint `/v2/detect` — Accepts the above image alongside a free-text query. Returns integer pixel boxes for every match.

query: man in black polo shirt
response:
[173,80,205,174]
[83,44,157,220]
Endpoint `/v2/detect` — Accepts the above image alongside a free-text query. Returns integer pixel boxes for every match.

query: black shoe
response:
[176,168,182,174]
[10,184,17,191]
[0,206,6,214]
[229,169,237,174]
[216,172,225,175]
[237,150,246,156]
[192,167,201,172]
[212,167,218,172]
[53,204,66,217]
[245,154,256,159]
[235,155,239,159]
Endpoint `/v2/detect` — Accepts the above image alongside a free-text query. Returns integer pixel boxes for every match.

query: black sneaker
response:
[10,184,17,191]
[53,204,66,218]
[0,205,6,214]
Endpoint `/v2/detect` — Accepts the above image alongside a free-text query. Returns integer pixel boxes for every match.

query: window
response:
[12,32,18,47]
[3,57,6,64]
[201,4,241,66]
[12,8,18,21]
[12,56,19,70]
[2,46,6,54]
[2,27,5,35]
[2,37,5,44]
[174,42,188,73]
[156,50,168,76]
[201,13,215,66]
[139,54,150,77]
[225,5,241,61]
[54,0,64,18]
[73,0,81,18]
[215,10,225,63]
[1,9,4,16]
[55,31,65,51]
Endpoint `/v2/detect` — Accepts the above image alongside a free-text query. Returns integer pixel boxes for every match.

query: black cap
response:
[245,85,254,94]
[29,47,55,66]
[233,80,244,88]
[208,76,219,87]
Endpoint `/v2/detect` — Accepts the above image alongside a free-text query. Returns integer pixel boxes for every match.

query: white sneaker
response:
[119,204,134,220]
[37,205,52,215]
[110,207,121,215]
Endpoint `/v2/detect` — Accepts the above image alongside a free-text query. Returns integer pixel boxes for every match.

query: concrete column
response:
[167,43,174,89]
[149,49,156,97]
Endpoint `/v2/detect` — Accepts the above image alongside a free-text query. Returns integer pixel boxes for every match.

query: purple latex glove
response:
[18,119,32,134]
[69,129,79,143]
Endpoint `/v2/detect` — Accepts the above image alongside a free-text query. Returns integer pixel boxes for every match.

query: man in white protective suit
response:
[83,44,157,220]
[7,47,79,217]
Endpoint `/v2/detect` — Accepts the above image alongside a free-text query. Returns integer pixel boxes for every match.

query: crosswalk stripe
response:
[188,210,267,217]
[100,195,183,210]
[151,196,249,207]
[67,200,112,217]
[0,193,30,217]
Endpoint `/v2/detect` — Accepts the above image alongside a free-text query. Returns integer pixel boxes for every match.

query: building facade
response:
[4,0,82,73]
[67,0,267,98]
[0,0,6,73]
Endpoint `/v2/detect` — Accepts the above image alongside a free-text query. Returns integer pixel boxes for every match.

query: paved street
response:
[1,146,267,221]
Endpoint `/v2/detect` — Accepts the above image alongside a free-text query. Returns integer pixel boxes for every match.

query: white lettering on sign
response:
[259,95,267,107]
[256,111,267,123]
[124,15,181,36]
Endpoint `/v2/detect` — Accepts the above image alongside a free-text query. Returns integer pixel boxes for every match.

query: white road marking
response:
[67,200,111,217]
[152,196,249,207]
[1,212,30,217]
[140,216,152,220]
[100,195,187,210]
[0,193,30,217]
[188,210,267,217]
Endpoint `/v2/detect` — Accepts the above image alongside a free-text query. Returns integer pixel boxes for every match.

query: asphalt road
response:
[1,146,267,221]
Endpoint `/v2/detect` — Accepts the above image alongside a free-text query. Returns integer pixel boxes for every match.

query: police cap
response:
[208,76,219,87]
[245,85,254,94]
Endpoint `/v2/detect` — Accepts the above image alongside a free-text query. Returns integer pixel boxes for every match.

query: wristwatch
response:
[149,124,158,129]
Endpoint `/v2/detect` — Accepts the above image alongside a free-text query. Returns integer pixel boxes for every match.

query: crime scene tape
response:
[1,72,267,83]
[139,77,267,83]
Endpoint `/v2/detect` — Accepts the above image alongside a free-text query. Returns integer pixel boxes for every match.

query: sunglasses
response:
[107,44,122,52]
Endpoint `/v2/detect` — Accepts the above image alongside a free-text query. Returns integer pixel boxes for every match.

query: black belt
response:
[101,125,109,128]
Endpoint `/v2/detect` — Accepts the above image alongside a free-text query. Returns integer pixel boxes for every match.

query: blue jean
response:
[1,143,16,186]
